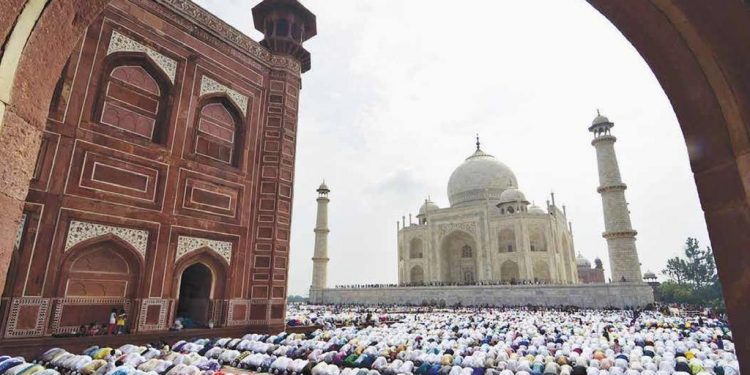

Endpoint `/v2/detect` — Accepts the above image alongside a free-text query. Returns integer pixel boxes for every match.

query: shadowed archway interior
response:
[176,263,213,328]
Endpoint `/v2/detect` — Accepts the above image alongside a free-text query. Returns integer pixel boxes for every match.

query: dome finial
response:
[597,108,601,116]
[475,133,480,151]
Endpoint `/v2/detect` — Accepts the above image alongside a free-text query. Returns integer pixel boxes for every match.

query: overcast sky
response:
[195,0,711,296]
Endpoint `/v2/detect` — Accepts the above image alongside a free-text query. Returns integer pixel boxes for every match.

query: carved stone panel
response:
[64,220,149,257]
[200,76,249,115]
[176,235,232,265]
[107,30,177,83]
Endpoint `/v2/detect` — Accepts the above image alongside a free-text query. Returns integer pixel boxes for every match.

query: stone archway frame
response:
[199,76,249,116]
[53,233,146,334]
[171,246,230,326]
[175,235,232,266]
[64,220,149,258]
[438,228,479,283]
[2,0,750,370]
[106,30,177,83]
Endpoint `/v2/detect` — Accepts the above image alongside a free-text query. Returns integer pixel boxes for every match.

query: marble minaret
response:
[310,181,330,291]
[589,111,643,282]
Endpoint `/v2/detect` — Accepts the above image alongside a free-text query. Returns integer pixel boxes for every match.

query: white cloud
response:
[196,0,711,294]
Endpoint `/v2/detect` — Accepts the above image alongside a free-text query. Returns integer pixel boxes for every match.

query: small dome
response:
[576,253,592,268]
[594,257,603,269]
[418,198,440,216]
[447,147,518,207]
[592,112,611,126]
[317,181,330,192]
[499,188,528,204]
[644,270,657,280]
[528,205,546,215]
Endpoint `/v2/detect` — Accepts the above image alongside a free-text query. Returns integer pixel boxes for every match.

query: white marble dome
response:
[418,199,440,215]
[499,187,527,204]
[447,148,518,207]
[592,113,611,126]
[528,205,546,215]
[576,253,592,268]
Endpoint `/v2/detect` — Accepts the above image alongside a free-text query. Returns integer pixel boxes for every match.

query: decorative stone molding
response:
[200,76,249,115]
[4,297,49,338]
[14,213,26,250]
[152,0,301,74]
[64,220,149,257]
[107,30,177,83]
[438,222,477,237]
[176,235,232,265]
[226,299,250,326]
[602,230,638,239]
[138,298,170,332]
[597,183,627,193]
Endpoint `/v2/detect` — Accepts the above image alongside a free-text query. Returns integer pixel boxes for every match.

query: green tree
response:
[659,281,695,304]
[662,238,717,287]
[663,257,688,284]
[659,237,724,309]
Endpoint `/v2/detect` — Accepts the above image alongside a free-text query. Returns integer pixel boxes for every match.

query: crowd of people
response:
[0,304,737,375]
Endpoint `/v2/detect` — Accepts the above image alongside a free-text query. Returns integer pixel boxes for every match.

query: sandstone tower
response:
[589,111,643,282]
[310,181,331,291]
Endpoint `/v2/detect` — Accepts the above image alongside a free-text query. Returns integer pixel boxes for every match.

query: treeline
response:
[659,237,724,310]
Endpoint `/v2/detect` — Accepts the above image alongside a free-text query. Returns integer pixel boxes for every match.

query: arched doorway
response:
[500,260,520,282]
[410,265,424,284]
[176,263,213,328]
[533,260,551,283]
[409,238,423,259]
[55,236,142,333]
[439,230,478,284]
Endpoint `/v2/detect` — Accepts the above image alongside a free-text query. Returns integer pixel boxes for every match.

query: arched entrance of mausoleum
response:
[500,260,520,282]
[410,265,425,285]
[439,230,478,284]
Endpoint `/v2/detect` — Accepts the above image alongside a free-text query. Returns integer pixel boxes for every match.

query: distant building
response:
[643,270,661,301]
[576,254,606,284]
[396,138,578,285]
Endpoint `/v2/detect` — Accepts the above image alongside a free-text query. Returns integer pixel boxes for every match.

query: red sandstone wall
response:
[577,268,606,284]
[0,0,298,338]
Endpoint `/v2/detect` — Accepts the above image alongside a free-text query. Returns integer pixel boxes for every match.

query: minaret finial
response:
[597,108,601,116]
[475,133,480,151]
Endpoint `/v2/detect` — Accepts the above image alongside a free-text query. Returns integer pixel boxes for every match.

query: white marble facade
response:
[397,143,578,285]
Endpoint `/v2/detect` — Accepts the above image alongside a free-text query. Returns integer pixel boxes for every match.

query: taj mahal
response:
[309,113,654,307]
[396,137,577,286]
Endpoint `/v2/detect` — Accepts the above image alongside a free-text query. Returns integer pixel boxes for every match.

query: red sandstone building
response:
[1,0,315,338]
[576,254,606,284]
